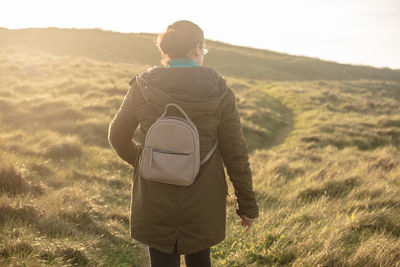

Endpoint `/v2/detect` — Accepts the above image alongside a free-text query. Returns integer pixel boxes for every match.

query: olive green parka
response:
[108,66,259,254]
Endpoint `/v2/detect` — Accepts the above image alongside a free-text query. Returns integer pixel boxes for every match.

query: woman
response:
[108,20,259,267]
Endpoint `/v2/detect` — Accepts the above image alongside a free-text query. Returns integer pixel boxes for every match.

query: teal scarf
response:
[168,58,198,68]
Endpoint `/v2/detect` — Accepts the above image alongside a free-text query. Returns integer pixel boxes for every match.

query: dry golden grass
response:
[0,30,399,266]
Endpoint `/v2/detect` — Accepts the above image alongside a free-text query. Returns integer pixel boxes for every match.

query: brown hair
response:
[156,20,204,65]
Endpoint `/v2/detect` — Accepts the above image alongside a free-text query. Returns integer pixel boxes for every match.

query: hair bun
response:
[159,29,185,56]
[156,20,204,64]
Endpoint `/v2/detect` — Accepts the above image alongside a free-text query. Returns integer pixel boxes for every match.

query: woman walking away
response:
[108,20,259,267]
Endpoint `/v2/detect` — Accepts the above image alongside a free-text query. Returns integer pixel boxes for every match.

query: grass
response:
[216,80,400,266]
[0,29,400,266]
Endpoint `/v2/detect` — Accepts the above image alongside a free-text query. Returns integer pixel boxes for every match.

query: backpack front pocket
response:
[140,146,196,186]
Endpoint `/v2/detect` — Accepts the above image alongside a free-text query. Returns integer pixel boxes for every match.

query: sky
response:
[1,0,399,69]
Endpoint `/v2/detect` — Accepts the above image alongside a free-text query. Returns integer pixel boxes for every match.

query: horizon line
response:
[1,25,399,71]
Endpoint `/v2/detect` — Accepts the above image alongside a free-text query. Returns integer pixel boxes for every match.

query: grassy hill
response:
[0,28,399,266]
[1,27,399,81]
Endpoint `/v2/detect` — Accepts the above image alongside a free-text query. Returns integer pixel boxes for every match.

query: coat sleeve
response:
[218,88,259,219]
[108,83,140,167]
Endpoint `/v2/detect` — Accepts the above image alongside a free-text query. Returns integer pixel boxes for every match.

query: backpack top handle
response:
[160,103,192,123]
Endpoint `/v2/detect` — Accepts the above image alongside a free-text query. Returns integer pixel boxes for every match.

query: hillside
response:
[0,28,400,266]
[0,27,399,81]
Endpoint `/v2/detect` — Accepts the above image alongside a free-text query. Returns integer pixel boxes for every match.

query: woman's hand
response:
[240,215,254,231]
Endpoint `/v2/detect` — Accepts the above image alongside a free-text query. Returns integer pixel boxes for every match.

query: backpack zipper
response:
[145,147,192,169]
[151,148,192,156]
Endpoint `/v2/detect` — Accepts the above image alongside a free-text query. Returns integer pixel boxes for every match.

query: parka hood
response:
[130,66,228,117]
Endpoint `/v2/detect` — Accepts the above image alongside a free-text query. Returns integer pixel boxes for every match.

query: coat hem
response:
[131,232,225,254]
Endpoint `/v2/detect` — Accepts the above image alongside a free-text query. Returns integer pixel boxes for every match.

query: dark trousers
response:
[148,245,211,267]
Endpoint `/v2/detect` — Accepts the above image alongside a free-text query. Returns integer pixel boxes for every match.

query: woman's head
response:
[156,20,206,65]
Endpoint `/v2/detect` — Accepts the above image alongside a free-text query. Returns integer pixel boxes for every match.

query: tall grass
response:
[0,38,399,266]
[213,80,400,266]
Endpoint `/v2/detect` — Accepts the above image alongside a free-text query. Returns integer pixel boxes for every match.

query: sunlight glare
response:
[1,0,399,68]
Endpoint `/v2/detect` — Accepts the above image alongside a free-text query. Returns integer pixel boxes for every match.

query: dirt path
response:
[265,102,294,149]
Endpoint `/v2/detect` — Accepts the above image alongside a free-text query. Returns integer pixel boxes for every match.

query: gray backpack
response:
[139,103,218,186]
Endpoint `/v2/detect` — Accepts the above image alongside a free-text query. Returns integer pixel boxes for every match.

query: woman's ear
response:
[186,46,198,59]
[196,43,203,57]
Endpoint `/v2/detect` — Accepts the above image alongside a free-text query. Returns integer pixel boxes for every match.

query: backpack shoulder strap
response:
[162,103,218,166]
[200,140,218,166]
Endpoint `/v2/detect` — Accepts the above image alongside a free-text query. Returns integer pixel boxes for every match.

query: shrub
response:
[352,213,400,238]
[0,205,38,224]
[44,141,82,160]
[298,177,360,201]
[0,241,33,258]
[0,98,14,112]
[75,120,109,147]
[370,157,398,171]
[0,165,28,195]
[30,163,53,176]
[40,247,89,265]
